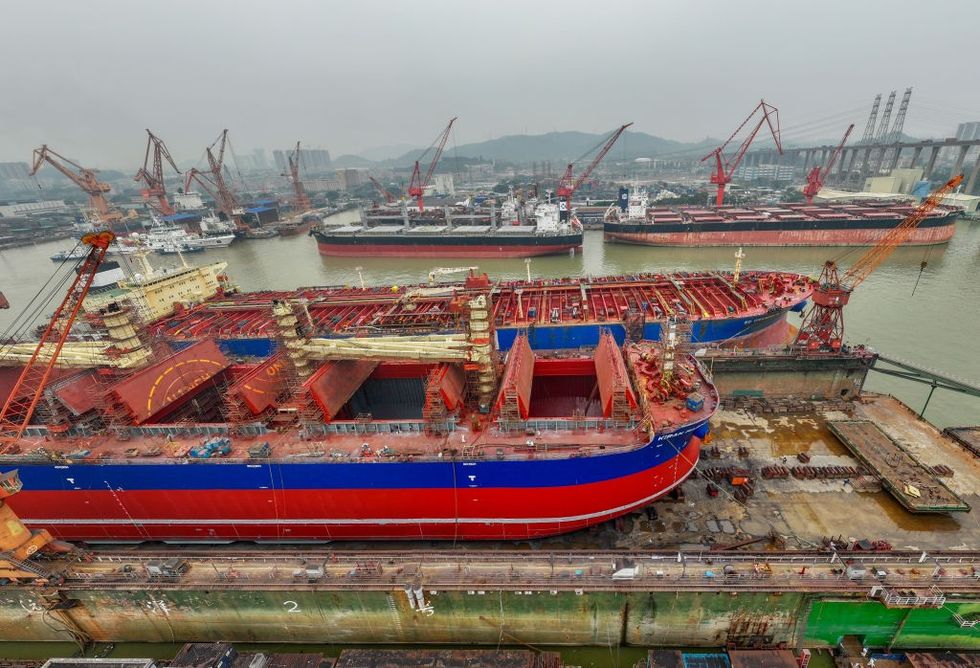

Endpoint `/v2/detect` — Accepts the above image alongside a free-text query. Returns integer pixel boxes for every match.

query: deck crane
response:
[793,175,962,352]
[283,141,312,212]
[184,130,244,227]
[369,176,397,204]
[802,124,854,204]
[408,117,457,212]
[0,231,116,448]
[555,123,633,222]
[30,146,124,228]
[134,129,181,216]
[701,100,782,207]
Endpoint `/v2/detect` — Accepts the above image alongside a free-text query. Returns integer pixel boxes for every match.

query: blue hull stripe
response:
[6,420,706,493]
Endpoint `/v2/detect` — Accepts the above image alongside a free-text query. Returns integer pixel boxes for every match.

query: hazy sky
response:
[2,0,978,168]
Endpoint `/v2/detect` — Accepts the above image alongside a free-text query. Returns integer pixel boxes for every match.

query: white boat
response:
[49,246,89,262]
[139,224,235,253]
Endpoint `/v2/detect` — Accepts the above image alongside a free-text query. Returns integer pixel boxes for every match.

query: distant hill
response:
[328,130,719,169]
[375,130,718,167]
[358,143,423,162]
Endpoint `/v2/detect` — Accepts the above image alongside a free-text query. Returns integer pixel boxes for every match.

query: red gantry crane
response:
[555,123,633,222]
[369,176,397,204]
[184,129,244,228]
[794,175,963,352]
[408,117,457,212]
[701,100,782,207]
[134,129,181,216]
[283,141,312,212]
[802,124,854,204]
[0,231,116,448]
[30,146,124,228]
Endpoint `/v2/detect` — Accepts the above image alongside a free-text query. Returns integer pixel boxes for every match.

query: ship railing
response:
[304,419,456,436]
[495,418,637,433]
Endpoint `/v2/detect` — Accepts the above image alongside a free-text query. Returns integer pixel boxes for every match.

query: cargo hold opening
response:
[528,358,603,418]
[334,363,433,421]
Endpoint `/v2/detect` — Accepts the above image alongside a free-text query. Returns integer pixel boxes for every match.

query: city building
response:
[735,163,796,182]
[335,167,368,191]
[0,199,69,217]
[0,162,30,180]
[273,148,332,174]
[955,121,980,141]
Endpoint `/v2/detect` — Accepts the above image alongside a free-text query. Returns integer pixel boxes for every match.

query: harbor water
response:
[1,214,978,428]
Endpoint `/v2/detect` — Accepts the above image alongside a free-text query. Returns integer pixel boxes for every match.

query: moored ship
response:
[604,187,960,247]
[313,198,583,258]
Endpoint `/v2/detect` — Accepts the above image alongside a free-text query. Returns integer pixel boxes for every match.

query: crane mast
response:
[284,141,312,212]
[793,175,963,352]
[700,100,782,207]
[134,129,181,216]
[555,123,633,222]
[408,117,457,212]
[186,130,244,227]
[803,124,854,204]
[30,146,124,228]
[0,231,116,448]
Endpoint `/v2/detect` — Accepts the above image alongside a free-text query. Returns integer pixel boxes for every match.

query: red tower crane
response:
[701,100,782,207]
[30,146,124,228]
[555,123,633,221]
[184,130,244,227]
[134,129,181,216]
[369,176,397,204]
[283,141,312,212]
[802,124,854,204]
[408,117,457,212]
[0,231,116,448]
[793,174,962,352]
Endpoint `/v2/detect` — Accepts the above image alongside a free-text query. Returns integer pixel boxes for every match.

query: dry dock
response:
[2,351,980,651]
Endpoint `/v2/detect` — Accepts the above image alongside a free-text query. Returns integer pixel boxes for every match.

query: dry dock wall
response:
[3,588,978,649]
[707,351,873,400]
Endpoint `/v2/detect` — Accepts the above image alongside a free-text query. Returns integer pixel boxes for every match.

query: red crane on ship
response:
[184,130,245,228]
[701,100,782,207]
[283,141,312,212]
[134,129,181,216]
[0,231,116,449]
[408,117,457,212]
[802,124,854,204]
[369,176,397,204]
[555,123,633,222]
[30,146,124,228]
[793,174,963,352]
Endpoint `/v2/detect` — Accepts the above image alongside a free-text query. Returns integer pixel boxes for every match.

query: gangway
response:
[870,353,980,416]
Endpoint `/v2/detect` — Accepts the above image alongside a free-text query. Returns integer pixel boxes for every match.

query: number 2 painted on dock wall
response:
[283,600,300,613]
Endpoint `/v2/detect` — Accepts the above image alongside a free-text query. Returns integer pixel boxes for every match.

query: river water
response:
[2,212,978,427]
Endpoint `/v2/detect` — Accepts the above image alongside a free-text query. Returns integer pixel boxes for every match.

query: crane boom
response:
[700,100,782,207]
[555,123,633,220]
[369,176,396,204]
[284,141,312,212]
[793,175,962,352]
[30,146,123,226]
[0,231,116,448]
[196,130,244,227]
[408,117,457,212]
[134,129,181,216]
[803,124,854,204]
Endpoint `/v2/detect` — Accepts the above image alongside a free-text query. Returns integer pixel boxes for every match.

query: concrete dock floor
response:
[607,393,980,553]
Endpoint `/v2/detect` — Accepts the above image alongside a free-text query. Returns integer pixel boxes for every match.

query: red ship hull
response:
[604,225,954,247]
[316,241,581,258]
[10,438,701,542]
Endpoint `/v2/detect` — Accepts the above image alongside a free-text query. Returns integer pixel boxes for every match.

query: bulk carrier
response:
[604,187,960,247]
[312,198,582,258]
[0,292,716,542]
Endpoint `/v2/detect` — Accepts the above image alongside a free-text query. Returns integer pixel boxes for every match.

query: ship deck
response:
[145,272,811,343]
[616,203,959,225]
